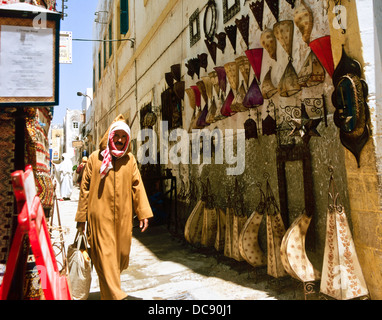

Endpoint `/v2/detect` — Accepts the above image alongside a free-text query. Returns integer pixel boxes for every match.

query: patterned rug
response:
[0,112,15,264]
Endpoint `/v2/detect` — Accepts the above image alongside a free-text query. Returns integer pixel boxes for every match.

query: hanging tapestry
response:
[0,111,15,264]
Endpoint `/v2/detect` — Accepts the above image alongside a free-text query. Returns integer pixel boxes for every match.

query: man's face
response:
[113,130,128,151]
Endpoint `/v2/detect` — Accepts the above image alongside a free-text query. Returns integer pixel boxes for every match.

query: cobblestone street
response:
[56,186,307,301]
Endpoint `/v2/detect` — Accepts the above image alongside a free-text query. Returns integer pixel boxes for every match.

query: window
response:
[120,0,129,35]
[109,21,113,57]
[73,122,79,129]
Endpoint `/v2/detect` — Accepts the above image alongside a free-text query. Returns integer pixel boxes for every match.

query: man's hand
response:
[77,222,86,233]
[139,218,149,232]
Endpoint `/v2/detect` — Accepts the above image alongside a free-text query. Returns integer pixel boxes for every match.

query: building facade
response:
[91,0,382,299]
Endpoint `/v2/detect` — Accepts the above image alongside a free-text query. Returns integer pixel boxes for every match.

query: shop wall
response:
[93,0,381,298]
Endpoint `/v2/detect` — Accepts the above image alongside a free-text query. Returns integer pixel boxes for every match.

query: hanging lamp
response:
[273,20,294,57]
[185,88,196,109]
[260,28,277,61]
[278,60,301,97]
[243,76,264,108]
[298,51,325,87]
[309,35,334,78]
[245,48,264,83]
[262,67,278,99]
[294,0,313,45]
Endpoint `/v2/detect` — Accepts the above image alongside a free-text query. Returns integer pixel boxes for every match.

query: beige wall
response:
[93,0,382,299]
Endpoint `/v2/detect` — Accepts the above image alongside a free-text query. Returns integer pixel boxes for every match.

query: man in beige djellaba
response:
[75,115,153,300]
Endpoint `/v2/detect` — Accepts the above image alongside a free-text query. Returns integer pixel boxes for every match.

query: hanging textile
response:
[260,28,277,61]
[235,15,250,49]
[25,108,54,214]
[214,208,226,251]
[265,179,287,278]
[280,210,321,282]
[184,200,205,246]
[249,0,264,31]
[224,24,237,54]
[239,185,266,267]
[224,179,247,261]
[294,0,313,45]
[245,48,263,83]
[278,60,301,97]
[309,36,334,78]
[200,179,218,248]
[205,40,217,65]
[0,111,15,264]
[273,20,294,57]
[265,0,279,22]
[215,32,227,53]
[320,169,369,300]
[262,67,278,99]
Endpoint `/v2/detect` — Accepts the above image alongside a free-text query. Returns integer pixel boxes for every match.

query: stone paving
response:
[56,185,308,301]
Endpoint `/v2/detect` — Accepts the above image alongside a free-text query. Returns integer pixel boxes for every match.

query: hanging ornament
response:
[205,39,217,65]
[165,72,174,88]
[224,24,237,54]
[262,67,278,99]
[174,81,185,100]
[208,70,220,97]
[262,100,277,135]
[265,0,279,22]
[298,51,325,87]
[225,61,247,112]
[249,0,264,31]
[320,168,369,300]
[185,87,196,109]
[294,0,313,45]
[206,97,218,124]
[273,20,294,57]
[289,103,322,143]
[196,80,208,106]
[309,36,334,78]
[232,82,249,112]
[260,28,277,61]
[245,48,263,83]
[201,76,213,102]
[235,55,251,89]
[238,184,266,266]
[285,0,296,9]
[280,210,321,283]
[265,178,287,278]
[224,61,239,94]
[215,32,227,53]
[186,58,201,79]
[190,85,202,107]
[214,66,227,95]
[198,53,208,71]
[220,89,236,117]
[196,104,209,127]
[331,46,370,167]
[244,117,259,140]
[243,77,264,108]
[235,15,250,49]
[278,60,301,97]
[203,0,218,42]
[170,64,181,82]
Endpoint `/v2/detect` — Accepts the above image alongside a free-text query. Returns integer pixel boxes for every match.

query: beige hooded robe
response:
[75,115,153,300]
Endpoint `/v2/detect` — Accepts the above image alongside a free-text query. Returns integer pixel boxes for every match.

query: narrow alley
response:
[57,187,305,301]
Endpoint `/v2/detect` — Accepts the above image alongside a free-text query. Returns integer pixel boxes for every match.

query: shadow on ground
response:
[132,221,310,300]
